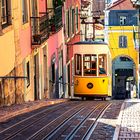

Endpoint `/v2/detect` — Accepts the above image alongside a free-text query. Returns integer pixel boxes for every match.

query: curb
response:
[0,99,69,122]
[113,101,125,140]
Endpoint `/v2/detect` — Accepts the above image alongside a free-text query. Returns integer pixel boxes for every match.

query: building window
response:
[75,54,82,75]
[22,0,28,24]
[83,54,97,76]
[76,7,78,31]
[26,61,30,87]
[119,16,127,25]
[53,0,63,7]
[119,36,127,48]
[1,0,11,28]
[66,10,70,38]
[72,9,75,34]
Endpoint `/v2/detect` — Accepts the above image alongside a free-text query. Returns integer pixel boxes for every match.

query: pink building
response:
[64,0,81,97]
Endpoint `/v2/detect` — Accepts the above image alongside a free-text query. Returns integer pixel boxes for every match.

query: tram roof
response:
[74,40,108,45]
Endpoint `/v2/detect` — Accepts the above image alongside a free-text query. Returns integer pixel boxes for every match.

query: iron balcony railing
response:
[31,13,50,45]
[49,6,63,34]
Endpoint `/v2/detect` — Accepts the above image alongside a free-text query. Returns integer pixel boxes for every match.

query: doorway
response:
[34,54,39,100]
[49,55,56,98]
[112,56,135,99]
[58,50,63,98]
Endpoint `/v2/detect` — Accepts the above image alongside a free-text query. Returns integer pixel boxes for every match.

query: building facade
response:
[0,0,82,106]
[64,0,81,98]
[105,0,139,99]
[0,0,31,105]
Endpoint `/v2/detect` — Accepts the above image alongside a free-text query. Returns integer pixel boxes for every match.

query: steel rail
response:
[67,102,111,140]
[5,102,85,140]
[0,102,69,134]
[42,102,103,140]
[0,101,79,140]
[28,102,98,140]
[84,103,112,140]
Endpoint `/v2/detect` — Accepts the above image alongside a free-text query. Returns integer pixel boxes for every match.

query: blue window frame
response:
[119,36,127,48]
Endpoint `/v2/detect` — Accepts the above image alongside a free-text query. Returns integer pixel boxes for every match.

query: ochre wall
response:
[0,30,15,76]
[108,26,138,79]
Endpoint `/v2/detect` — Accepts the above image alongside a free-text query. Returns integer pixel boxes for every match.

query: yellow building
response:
[105,0,139,99]
[0,0,32,106]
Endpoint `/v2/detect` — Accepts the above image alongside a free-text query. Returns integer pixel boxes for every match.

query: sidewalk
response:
[113,99,140,140]
[0,99,68,122]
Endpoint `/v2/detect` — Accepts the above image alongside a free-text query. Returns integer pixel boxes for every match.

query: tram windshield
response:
[75,54,107,76]
[98,54,107,76]
[83,54,97,76]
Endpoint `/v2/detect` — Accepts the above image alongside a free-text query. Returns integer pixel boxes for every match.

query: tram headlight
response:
[87,83,93,89]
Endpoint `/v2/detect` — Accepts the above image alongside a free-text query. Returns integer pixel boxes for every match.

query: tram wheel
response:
[102,97,106,101]
[81,97,85,101]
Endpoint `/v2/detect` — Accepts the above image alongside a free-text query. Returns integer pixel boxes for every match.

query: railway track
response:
[0,101,83,140]
[42,102,111,140]
[0,101,121,140]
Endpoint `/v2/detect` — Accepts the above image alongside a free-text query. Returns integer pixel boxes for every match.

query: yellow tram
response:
[73,40,112,100]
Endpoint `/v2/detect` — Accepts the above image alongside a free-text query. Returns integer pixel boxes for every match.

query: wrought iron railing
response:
[31,13,50,45]
[49,6,63,34]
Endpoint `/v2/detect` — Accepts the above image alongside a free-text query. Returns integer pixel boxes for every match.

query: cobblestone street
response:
[0,99,68,123]
[1,99,140,139]
[114,99,140,140]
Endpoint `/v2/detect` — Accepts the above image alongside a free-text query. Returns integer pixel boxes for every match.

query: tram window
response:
[75,54,82,75]
[83,54,97,76]
[98,54,107,76]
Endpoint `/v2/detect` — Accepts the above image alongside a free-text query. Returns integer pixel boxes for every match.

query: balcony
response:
[49,6,63,34]
[31,13,50,45]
